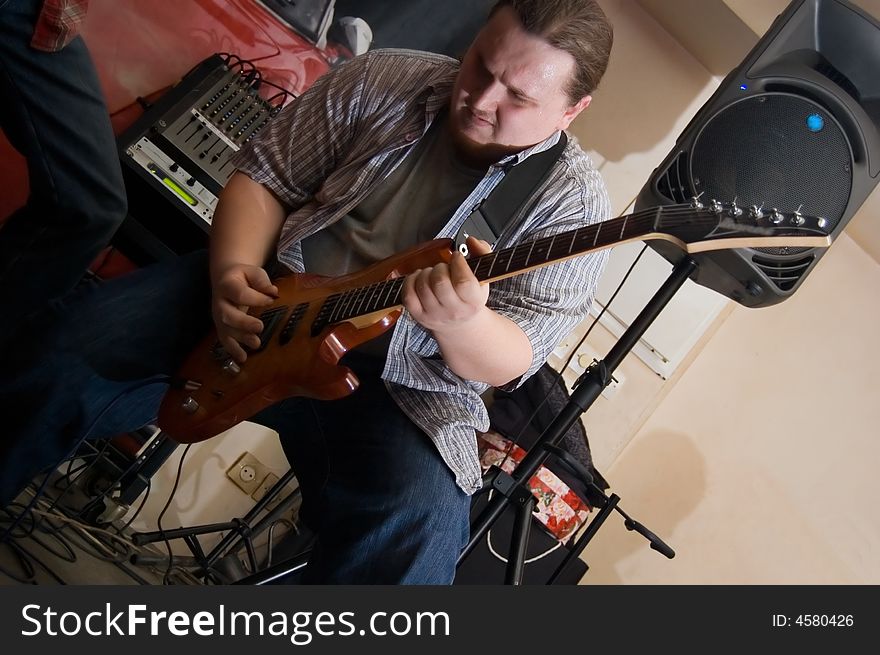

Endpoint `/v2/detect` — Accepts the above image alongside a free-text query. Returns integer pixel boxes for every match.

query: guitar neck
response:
[316,206,669,328]
[469,210,653,285]
[314,202,831,328]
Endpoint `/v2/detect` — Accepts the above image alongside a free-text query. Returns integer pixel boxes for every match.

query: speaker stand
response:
[459,256,696,583]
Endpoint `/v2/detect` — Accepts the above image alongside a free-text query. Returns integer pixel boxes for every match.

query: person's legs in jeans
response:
[255,353,472,584]
[0,0,128,328]
[0,251,212,506]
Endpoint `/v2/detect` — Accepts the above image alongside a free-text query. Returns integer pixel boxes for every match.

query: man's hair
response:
[491,0,613,103]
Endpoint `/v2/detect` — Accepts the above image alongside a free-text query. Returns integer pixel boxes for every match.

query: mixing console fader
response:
[117,54,283,257]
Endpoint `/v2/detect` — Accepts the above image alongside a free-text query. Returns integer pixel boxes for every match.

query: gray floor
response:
[0,465,306,586]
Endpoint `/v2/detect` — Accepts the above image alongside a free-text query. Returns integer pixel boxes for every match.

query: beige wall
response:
[127,423,293,555]
[568,0,721,215]
[550,0,730,472]
[583,233,880,584]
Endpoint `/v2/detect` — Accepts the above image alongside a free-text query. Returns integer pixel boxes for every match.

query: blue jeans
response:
[253,358,470,584]
[0,0,127,327]
[0,251,470,584]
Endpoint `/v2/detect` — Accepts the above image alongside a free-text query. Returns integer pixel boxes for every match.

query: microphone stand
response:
[459,256,697,584]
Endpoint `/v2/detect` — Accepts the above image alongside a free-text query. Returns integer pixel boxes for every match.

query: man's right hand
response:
[211,263,279,363]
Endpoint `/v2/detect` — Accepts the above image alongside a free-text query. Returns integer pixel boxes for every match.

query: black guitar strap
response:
[454,131,569,256]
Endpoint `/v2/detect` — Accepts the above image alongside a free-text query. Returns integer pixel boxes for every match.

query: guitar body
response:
[158,239,456,444]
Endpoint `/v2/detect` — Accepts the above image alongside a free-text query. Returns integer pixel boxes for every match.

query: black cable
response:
[66,435,160,529]
[1,375,170,544]
[156,444,193,585]
[491,243,650,475]
[2,484,149,584]
[218,49,300,107]
[227,0,283,64]
[38,511,132,564]
[252,77,298,99]
[266,91,289,107]
[116,478,152,535]
[22,516,77,563]
[0,503,37,541]
[7,540,66,585]
[559,244,650,374]
[37,437,119,532]
[0,540,37,584]
[28,417,153,536]
[0,502,69,584]
[53,458,91,491]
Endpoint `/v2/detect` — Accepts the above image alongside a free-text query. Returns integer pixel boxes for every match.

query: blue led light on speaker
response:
[739,84,748,90]
[806,113,825,132]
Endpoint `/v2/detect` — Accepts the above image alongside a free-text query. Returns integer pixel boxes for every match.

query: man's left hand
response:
[401,236,493,333]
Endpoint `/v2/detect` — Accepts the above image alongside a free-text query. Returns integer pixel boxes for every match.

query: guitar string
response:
[325,208,671,320]
[316,204,814,325]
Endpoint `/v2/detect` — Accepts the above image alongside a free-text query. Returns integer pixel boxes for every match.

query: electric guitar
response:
[158,201,832,443]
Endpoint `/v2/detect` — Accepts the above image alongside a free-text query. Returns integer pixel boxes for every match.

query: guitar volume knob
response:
[182,397,200,414]
[222,359,241,375]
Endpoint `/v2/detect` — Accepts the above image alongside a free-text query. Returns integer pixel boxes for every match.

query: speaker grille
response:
[655,152,693,203]
[751,253,815,291]
[690,93,852,259]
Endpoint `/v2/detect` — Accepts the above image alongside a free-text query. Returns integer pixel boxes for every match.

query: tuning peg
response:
[729,198,743,217]
[690,194,705,210]
[817,217,828,229]
[770,208,785,224]
[709,199,723,214]
[791,209,805,226]
[748,204,764,219]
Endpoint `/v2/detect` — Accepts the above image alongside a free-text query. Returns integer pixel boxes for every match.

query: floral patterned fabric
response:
[477,430,591,543]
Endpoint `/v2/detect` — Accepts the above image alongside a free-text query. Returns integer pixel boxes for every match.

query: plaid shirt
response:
[231,49,610,494]
[30,0,89,52]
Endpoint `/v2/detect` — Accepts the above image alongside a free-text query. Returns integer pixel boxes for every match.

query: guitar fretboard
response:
[309,206,682,335]
[309,202,818,335]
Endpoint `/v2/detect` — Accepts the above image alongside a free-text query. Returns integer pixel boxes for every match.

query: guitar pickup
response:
[249,306,287,353]
[279,303,309,345]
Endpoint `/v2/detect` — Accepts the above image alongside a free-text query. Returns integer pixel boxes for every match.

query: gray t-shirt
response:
[301,113,486,277]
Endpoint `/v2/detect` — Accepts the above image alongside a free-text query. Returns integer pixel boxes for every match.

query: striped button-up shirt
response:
[231,49,610,494]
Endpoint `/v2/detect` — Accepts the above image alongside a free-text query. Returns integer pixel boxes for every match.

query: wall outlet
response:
[226,452,269,495]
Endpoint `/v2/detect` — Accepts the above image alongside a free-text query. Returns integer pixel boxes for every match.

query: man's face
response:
[449,6,592,165]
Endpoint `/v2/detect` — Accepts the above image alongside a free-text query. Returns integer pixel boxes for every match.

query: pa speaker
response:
[635,0,880,307]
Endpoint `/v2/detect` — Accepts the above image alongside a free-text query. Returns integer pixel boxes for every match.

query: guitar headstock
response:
[654,199,833,252]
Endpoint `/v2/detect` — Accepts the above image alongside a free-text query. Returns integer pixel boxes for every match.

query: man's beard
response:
[447,108,518,168]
